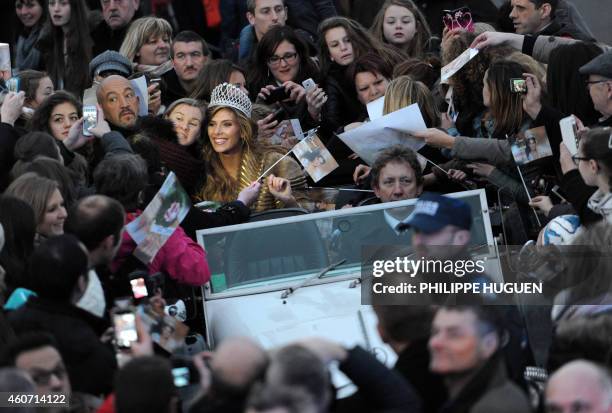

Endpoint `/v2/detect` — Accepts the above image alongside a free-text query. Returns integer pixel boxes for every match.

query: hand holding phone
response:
[82,105,98,136]
[510,78,527,94]
[113,309,138,349]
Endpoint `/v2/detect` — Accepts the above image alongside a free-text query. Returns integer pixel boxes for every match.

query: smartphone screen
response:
[510,78,527,94]
[83,105,97,136]
[130,277,148,299]
[172,367,190,387]
[114,312,137,348]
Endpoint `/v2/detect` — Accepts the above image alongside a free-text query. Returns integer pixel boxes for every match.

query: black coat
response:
[90,20,130,57]
[439,352,530,413]
[161,68,189,107]
[394,338,448,413]
[285,0,337,39]
[8,297,117,397]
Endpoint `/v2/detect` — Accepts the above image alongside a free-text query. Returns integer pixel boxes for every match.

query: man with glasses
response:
[2,333,71,397]
[580,51,612,127]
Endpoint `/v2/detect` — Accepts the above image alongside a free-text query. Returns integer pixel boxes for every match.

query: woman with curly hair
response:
[369,0,434,59]
[197,83,307,212]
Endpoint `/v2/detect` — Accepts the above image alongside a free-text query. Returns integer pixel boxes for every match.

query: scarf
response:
[587,189,612,223]
[15,26,42,71]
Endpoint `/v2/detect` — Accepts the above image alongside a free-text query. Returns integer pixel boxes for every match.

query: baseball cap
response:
[579,50,612,79]
[405,192,472,234]
[89,50,133,78]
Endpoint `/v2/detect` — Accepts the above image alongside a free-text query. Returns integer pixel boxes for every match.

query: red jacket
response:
[112,211,211,286]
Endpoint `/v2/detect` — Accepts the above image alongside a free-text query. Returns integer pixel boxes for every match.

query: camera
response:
[510,78,527,94]
[264,86,290,104]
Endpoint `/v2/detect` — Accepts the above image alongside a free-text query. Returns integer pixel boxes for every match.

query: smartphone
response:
[510,78,527,94]
[302,78,316,93]
[264,86,290,104]
[559,115,579,156]
[171,357,200,388]
[82,105,97,136]
[130,277,148,299]
[6,77,19,93]
[149,78,161,93]
[113,310,138,349]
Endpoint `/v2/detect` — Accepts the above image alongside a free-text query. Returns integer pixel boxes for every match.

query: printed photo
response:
[510,126,553,165]
[293,135,339,183]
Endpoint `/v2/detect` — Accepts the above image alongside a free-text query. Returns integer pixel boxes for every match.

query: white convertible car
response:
[196,189,499,390]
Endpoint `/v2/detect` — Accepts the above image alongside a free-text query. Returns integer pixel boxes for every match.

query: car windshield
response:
[197,189,493,295]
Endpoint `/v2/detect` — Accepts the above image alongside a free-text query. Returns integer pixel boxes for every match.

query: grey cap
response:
[579,51,612,79]
[89,50,133,78]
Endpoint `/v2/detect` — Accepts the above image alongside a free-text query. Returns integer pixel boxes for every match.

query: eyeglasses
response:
[30,365,67,386]
[267,52,298,67]
[585,79,609,89]
[571,155,590,166]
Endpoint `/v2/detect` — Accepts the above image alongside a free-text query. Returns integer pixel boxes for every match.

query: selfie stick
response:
[305,186,374,193]
[516,166,543,227]
[418,154,477,191]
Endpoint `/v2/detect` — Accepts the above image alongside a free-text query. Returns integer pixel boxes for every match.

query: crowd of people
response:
[1,0,612,412]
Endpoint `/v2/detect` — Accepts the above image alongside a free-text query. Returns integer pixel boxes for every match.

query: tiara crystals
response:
[209,82,252,118]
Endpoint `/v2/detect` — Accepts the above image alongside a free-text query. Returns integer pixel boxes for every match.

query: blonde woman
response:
[382,75,440,127]
[370,0,433,58]
[119,16,173,75]
[197,83,307,211]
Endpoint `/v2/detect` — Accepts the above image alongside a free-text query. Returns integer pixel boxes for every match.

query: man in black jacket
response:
[7,235,117,396]
[508,0,593,41]
[429,305,531,413]
[91,0,141,56]
[373,305,448,412]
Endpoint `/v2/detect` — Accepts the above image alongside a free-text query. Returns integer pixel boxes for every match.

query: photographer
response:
[247,26,325,140]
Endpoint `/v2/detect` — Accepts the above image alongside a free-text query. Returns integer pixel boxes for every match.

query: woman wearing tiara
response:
[196,83,307,212]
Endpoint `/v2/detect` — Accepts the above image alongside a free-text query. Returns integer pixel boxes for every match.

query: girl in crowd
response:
[370,0,433,59]
[18,70,54,110]
[5,173,68,243]
[14,0,46,71]
[318,16,404,137]
[119,17,173,75]
[412,60,536,202]
[28,91,88,184]
[247,26,325,132]
[36,0,93,96]
[0,195,36,297]
[197,83,306,212]
[137,98,206,197]
[560,127,612,226]
[191,59,248,102]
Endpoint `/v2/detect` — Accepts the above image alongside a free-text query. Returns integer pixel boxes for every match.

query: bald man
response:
[546,360,612,413]
[191,338,269,412]
[96,75,140,131]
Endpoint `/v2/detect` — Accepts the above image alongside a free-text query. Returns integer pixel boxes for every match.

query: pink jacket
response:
[111,211,211,286]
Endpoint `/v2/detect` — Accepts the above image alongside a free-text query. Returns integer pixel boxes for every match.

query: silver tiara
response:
[209,82,252,118]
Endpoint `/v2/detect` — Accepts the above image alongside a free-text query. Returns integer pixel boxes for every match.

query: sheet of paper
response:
[130,75,149,116]
[126,172,191,264]
[338,103,428,165]
[366,96,385,121]
[441,48,479,82]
